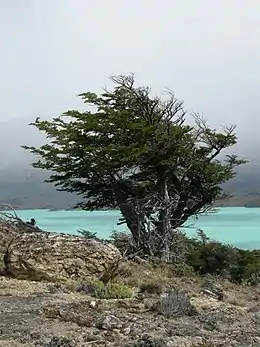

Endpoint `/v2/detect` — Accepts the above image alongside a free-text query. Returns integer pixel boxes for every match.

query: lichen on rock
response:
[2,230,121,282]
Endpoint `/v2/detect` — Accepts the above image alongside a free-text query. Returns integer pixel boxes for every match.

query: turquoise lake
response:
[13,207,260,250]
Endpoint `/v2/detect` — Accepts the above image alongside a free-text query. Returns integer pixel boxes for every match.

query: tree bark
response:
[157,175,172,262]
[113,185,150,254]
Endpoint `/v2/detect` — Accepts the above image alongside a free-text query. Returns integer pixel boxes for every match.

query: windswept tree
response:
[23,74,246,261]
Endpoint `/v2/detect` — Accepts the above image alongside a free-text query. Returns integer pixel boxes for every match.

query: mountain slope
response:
[0,166,81,209]
[0,163,259,209]
[0,117,259,209]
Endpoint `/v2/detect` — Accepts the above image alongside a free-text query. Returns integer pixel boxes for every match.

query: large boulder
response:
[0,223,18,255]
[3,232,122,282]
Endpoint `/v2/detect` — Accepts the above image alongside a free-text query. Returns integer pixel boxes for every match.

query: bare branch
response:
[0,204,45,234]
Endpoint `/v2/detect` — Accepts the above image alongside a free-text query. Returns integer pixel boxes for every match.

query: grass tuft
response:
[76,279,133,299]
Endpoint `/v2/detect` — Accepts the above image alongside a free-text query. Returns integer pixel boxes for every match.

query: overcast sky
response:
[0,0,259,162]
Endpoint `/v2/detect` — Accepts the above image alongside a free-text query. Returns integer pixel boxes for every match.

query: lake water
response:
[12,207,260,250]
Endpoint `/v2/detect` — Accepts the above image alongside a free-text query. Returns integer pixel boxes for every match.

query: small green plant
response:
[228,249,260,284]
[139,282,163,295]
[167,262,195,277]
[77,279,133,299]
[77,229,98,239]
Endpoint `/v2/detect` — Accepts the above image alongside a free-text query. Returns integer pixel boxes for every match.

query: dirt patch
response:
[0,265,260,347]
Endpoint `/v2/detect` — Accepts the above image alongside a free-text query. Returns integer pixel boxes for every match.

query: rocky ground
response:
[0,261,260,347]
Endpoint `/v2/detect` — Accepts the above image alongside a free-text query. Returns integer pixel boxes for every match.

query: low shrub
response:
[153,288,197,318]
[116,261,136,278]
[185,230,260,285]
[234,249,260,285]
[110,230,136,255]
[139,282,163,295]
[243,263,260,286]
[186,231,239,277]
[167,262,195,277]
[76,279,133,299]
[111,227,260,288]
[77,229,99,239]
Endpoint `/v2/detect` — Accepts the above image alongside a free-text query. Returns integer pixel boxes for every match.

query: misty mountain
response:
[0,166,81,209]
[0,117,42,169]
[0,118,80,209]
[0,117,259,209]
[0,161,259,210]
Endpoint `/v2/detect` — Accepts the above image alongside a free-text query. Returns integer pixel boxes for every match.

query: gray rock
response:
[167,322,198,337]
[122,325,132,335]
[3,232,121,281]
[101,315,123,330]
[202,280,225,300]
[248,304,260,313]
[43,336,76,347]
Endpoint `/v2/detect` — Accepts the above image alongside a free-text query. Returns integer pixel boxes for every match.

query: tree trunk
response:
[157,176,172,262]
[113,185,151,255]
[119,203,143,244]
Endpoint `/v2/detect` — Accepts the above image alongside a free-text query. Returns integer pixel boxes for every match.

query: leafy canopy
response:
[23,74,246,257]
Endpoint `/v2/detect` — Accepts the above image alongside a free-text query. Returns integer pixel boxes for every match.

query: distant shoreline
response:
[1,206,260,213]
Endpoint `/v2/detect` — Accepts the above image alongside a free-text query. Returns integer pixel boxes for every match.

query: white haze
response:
[0,0,259,172]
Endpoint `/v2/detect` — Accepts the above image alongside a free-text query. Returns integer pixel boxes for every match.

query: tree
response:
[23,74,247,261]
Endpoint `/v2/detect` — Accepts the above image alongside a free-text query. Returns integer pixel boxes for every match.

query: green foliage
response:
[139,281,163,295]
[76,279,133,299]
[186,230,260,285]
[23,74,246,259]
[187,234,239,276]
[243,263,260,286]
[77,229,98,239]
[166,262,195,277]
[232,249,260,285]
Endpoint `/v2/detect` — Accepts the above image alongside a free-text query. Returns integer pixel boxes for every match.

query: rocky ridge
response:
[0,262,259,347]
[0,220,260,346]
